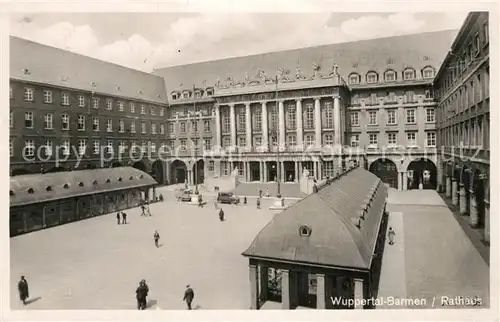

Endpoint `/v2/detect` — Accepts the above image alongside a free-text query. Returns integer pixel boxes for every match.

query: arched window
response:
[348,73,360,85]
[384,70,396,82]
[403,68,416,80]
[366,71,378,84]
[422,66,435,79]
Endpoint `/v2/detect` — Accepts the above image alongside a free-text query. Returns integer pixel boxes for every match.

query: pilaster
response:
[296,99,303,150]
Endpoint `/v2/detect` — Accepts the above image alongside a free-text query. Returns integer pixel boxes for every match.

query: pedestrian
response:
[122,212,127,224]
[198,196,203,208]
[159,194,164,202]
[117,212,121,225]
[257,198,261,209]
[18,276,29,305]
[135,279,149,310]
[388,227,396,245]
[258,189,262,198]
[288,174,292,182]
[140,204,146,216]
[183,285,195,310]
[154,230,160,247]
[265,188,270,197]
[243,196,247,205]
[219,208,224,222]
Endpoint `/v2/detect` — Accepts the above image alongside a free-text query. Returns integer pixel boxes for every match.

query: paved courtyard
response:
[10,195,292,310]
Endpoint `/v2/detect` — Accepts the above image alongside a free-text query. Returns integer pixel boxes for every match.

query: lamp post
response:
[271,129,281,198]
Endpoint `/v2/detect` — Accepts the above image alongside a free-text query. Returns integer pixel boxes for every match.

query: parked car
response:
[217,192,239,204]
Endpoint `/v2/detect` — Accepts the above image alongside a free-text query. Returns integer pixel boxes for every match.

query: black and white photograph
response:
[2,1,497,320]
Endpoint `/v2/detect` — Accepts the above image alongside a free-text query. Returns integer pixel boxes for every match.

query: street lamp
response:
[271,129,281,198]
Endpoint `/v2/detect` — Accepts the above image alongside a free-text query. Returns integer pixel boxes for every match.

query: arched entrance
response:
[407,158,437,190]
[151,160,165,185]
[170,160,187,184]
[193,159,204,184]
[369,159,398,189]
[45,166,67,174]
[11,168,33,176]
[132,160,147,172]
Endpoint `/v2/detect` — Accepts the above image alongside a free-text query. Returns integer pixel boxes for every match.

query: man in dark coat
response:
[183,285,194,310]
[18,276,29,305]
[117,212,121,225]
[135,279,149,310]
[218,208,224,222]
[140,204,146,216]
[122,212,127,224]
[153,230,160,247]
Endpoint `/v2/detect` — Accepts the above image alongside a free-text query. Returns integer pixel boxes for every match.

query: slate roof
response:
[242,167,388,270]
[10,167,157,207]
[154,30,458,96]
[10,36,167,105]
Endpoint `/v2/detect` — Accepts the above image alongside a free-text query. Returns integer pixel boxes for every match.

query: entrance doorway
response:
[284,161,296,182]
[170,160,187,184]
[267,161,277,182]
[407,158,437,190]
[369,159,398,189]
[249,162,260,181]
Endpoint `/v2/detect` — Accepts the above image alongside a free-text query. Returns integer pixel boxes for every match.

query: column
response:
[296,99,303,150]
[243,161,248,182]
[316,274,326,309]
[229,104,236,148]
[263,162,268,182]
[459,183,467,215]
[314,97,322,148]
[313,161,318,179]
[259,266,269,302]
[259,161,263,182]
[318,161,323,180]
[445,176,452,198]
[278,100,285,150]
[353,278,364,309]
[469,190,478,227]
[397,172,403,191]
[245,103,252,151]
[299,162,303,179]
[333,96,341,145]
[452,179,458,206]
[281,269,290,310]
[436,162,444,192]
[294,161,299,183]
[229,161,234,175]
[261,101,269,151]
[402,172,408,191]
[249,265,259,310]
[215,105,221,148]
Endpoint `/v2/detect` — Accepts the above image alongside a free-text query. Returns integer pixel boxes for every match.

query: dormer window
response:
[384,70,396,82]
[422,66,435,79]
[299,225,312,237]
[182,91,190,99]
[403,68,416,80]
[194,91,202,99]
[79,182,84,187]
[118,177,123,182]
[93,180,98,186]
[27,188,34,194]
[206,88,214,96]
[366,72,378,84]
[129,176,134,180]
[348,73,360,85]
[63,183,69,189]
[105,178,111,183]
[46,186,52,191]
[172,93,178,100]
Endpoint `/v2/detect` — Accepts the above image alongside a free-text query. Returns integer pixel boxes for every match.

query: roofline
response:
[367,201,387,269]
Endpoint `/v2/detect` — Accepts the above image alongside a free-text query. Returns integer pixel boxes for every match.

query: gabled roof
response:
[10,36,167,105]
[242,167,388,270]
[10,167,157,207]
[154,30,458,96]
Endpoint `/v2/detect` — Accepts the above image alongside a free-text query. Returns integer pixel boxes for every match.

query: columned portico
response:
[314,98,322,148]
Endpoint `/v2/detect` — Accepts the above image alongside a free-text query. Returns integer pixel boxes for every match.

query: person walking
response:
[265,188,270,197]
[122,212,127,224]
[256,198,261,209]
[219,208,224,222]
[183,285,195,310]
[154,230,160,248]
[135,279,149,310]
[140,204,146,217]
[117,212,121,225]
[258,189,262,199]
[18,276,29,305]
[388,227,396,245]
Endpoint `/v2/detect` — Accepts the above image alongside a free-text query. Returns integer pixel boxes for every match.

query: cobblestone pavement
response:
[378,189,489,309]
[10,197,285,310]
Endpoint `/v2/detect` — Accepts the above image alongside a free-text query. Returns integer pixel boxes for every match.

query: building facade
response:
[434,12,490,242]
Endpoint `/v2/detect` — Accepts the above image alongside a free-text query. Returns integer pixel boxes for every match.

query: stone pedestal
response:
[452,180,458,206]
[469,192,478,227]
[459,185,467,215]
[445,177,452,198]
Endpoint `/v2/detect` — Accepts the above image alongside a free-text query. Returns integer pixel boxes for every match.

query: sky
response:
[9,9,469,73]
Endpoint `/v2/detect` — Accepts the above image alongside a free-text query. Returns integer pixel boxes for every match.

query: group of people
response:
[116,211,128,225]
[135,280,195,310]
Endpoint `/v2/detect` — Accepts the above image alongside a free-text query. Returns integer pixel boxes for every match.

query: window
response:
[9,140,13,157]
[423,68,434,79]
[425,89,432,99]
[192,121,198,134]
[368,111,377,125]
[92,117,99,131]
[150,107,156,115]
[426,132,436,147]
[106,119,112,132]
[130,103,135,113]
[169,123,174,134]
[172,93,178,100]
[387,133,397,145]
[207,89,214,96]
[350,112,359,126]
[366,72,378,83]
[254,109,262,132]
[406,132,417,146]
[44,140,52,156]
[107,99,113,110]
[222,161,229,176]
[78,95,85,107]
[238,112,246,131]
[160,124,165,134]
[180,139,187,151]
[238,137,246,147]
[160,108,164,117]
[350,134,359,147]
[44,90,52,103]
[138,141,145,153]
[24,88,34,101]
[349,74,360,84]
[77,115,85,131]
[324,134,334,146]
[141,121,146,134]
[369,133,378,146]
[150,142,156,153]
[222,113,230,133]
[287,135,296,147]
[222,137,231,148]
[180,122,186,133]
[61,92,70,105]
[24,112,34,128]
[92,97,99,109]
[130,121,136,133]
[286,105,296,130]
[24,140,35,156]
[151,123,157,134]
[305,104,314,129]
[44,114,53,129]
[118,141,126,154]
[305,134,315,147]
[204,139,211,151]
[406,109,416,124]
[254,136,262,147]
[118,101,124,112]
[204,120,211,132]
[62,140,70,155]
[403,68,415,80]
[195,91,201,99]
[141,105,146,114]
[387,110,397,125]
[131,141,138,153]
[169,140,175,151]
[183,92,190,99]
[93,141,100,154]
[119,120,125,132]
[426,108,435,123]
[106,140,114,154]
[78,139,86,155]
[208,160,215,172]
[385,70,396,82]
[270,107,278,131]
[61,114,69,130]
[324,102,333,128]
